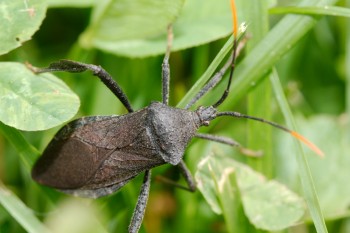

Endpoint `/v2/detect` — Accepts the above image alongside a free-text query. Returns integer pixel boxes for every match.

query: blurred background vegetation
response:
[0,0,349,232]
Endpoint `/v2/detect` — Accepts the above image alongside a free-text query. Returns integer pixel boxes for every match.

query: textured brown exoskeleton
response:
[32,101,217,197]
[31,22,323,233]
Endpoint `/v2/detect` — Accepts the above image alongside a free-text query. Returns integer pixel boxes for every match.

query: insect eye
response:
[202,121,210,126]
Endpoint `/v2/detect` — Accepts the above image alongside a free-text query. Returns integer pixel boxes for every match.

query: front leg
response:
[29,60,134,113]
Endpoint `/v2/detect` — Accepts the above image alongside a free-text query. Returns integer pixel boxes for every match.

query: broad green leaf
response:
[79,0,234,57]
[0,0,47,55]
[0,182,50,233]
[237,165,304,231]
[79,0,184,57]
[275,115,350,220]
[196,150,305,231]
[0,62,80,131]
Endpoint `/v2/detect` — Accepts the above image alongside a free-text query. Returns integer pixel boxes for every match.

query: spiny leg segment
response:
[162,25,173,105]
[195,133,263,157]
[30,60,134,113]
[128,170,151,233]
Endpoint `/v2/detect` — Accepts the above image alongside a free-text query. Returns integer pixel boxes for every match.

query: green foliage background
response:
[0,0,349,233]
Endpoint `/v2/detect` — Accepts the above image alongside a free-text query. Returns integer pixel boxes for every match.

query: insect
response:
[30,2,323,233]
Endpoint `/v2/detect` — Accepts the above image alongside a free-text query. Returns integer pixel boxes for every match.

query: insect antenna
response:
[216,111,324,157]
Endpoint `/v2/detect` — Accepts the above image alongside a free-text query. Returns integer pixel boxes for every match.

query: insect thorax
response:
[146,102,201,165]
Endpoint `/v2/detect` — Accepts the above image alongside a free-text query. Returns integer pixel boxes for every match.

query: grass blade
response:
[270,6,350,17]
[270,69,328,233]
[241,0,273,176]
[0,122,39,169]
[0,182,50,233]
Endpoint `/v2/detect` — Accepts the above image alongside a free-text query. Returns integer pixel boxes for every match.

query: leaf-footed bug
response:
[30,1,323,232]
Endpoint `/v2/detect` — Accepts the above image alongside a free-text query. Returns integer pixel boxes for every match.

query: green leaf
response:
[47,0,95,8]
[196,150,305,231]
[237,167,304,231]
[0,182,50,233]
[0,62,80,131]
[79,0,234,57]
[79,0,184,57]
[0,0,47,55]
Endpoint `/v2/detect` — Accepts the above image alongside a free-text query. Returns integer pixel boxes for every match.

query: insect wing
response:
[32,110,164,196]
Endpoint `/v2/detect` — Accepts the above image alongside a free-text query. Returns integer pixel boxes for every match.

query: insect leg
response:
[212,0,239,108]
[185,57,233,109]
[128,170,151,233]
[154,160,196,192]
[185,37,247,110]
[177,160,196,192]
[195,133,263,157]
[30,60,134,113]
[162,25,173,105]
[195,133,241,147]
